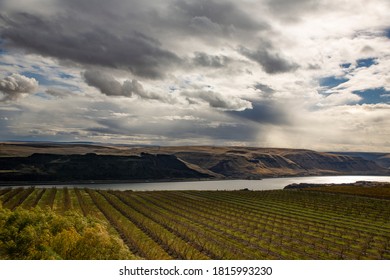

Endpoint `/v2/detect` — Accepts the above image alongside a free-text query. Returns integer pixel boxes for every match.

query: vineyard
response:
[1,186,390,259]
[302,183,390,200]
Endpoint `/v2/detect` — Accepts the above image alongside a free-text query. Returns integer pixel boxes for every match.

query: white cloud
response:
[0,73,38,101]
[317,92,362,107]
[0,0,390,151]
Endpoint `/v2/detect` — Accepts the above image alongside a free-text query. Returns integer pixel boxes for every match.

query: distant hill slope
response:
[330,152,390,169]
[0,143,388,183]
[168,147,388,179]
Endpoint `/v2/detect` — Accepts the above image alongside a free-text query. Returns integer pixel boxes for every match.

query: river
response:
[9,175,390,191]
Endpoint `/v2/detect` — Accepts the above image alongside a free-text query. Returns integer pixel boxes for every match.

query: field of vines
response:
[1,186,390,260]
[303,183,390,200]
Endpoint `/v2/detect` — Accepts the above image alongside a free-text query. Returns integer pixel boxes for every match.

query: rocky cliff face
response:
[0,153,212,182]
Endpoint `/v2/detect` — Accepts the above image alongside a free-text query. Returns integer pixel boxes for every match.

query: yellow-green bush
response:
[0,205,135,260]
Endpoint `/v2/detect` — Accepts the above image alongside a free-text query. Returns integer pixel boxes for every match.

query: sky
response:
[0,0,390,152]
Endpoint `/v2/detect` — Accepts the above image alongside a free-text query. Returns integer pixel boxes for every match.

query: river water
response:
[12,175,390,191]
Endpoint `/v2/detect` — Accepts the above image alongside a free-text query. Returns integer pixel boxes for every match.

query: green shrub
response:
[0,207,134,260]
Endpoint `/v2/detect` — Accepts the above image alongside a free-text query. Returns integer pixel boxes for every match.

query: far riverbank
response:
[2,175,390,191]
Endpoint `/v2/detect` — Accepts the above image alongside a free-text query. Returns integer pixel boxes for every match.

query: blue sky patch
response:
[0,38,7,55]
[353,87,390,105]
[21,71,53,85]
[319,76,349,88]
[0,47,6,56]
[0,61,13,67]
[59,72,75,79]
[356,57,377,68]
[35,92,52,99]
[21,71,79,91]
[340,63,351,69]
[385,28,390,39]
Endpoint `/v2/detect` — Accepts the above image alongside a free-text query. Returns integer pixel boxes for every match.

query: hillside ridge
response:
[0,143,388,183]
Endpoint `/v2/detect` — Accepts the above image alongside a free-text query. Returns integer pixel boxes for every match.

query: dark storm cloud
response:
[266,0,320,21]
[45,88,73,98]
[89,114,259,143]
[173,0,267,32]
[84,70,129,97]
[183,90,252,111]
[228,101,289,125]
[0,0,270,81]
[239,45,299,74]
[84,69,251,109]
[57,0,269,44]
[192,52,231,68]
[253,83,275,94]
[0,73,38,101]
[0,13,180,79]
[189,122,259,142]
[84,69,170,101]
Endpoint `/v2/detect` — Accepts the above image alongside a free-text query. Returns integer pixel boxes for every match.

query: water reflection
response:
[10,175,390,191]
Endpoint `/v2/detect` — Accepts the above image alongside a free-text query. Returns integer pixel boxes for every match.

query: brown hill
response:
[330,152,390,169]
[0,143,388,183]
